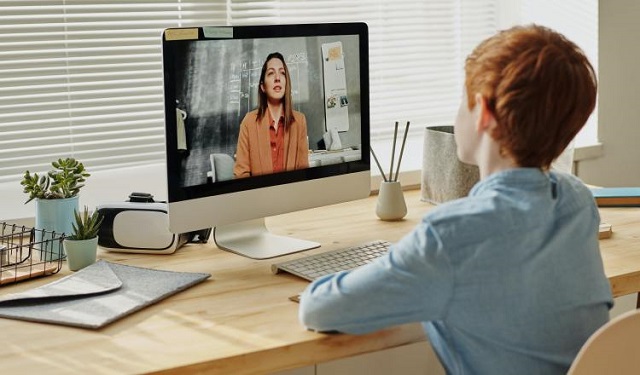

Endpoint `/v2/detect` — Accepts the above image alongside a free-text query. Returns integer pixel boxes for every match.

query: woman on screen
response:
[233,52,310,178]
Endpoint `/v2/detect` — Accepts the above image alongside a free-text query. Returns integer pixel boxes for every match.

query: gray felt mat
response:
[0,260,210,329]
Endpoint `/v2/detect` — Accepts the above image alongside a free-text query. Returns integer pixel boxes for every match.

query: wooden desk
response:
[0,189,638,374]
[594,206,640,299]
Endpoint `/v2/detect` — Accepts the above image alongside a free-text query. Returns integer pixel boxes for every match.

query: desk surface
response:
[1,189,639,374]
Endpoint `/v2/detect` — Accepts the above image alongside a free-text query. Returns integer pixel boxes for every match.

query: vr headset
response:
[96,192,210,254]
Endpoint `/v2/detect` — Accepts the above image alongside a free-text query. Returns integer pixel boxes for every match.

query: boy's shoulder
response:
[551,171,597,208]
[423,193,507,242]
[422,171,596,247]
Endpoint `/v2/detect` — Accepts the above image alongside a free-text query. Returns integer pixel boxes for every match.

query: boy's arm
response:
[298,222,454,334]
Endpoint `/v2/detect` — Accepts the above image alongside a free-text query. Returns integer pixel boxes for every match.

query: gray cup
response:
[421,125,480,204]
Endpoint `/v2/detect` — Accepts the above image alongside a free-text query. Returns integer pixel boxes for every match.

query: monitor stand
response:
[212,218,320,259]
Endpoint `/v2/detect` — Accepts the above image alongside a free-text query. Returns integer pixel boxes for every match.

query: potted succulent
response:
[63,206,103,271]
[21,157,90,203]
[20,158,90,259]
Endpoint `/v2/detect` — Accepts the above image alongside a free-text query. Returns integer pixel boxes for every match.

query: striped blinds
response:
[3,1,599,184]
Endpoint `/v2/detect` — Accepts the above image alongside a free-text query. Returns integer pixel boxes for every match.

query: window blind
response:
[0,1,596,185]
[0,1,225,184]
[230,0,498,141]
[520,0,598,147]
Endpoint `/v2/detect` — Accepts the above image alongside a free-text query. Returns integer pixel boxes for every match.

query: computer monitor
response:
[162,23,370,259]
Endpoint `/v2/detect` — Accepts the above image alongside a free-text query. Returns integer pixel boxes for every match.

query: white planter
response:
[376,181,407,221]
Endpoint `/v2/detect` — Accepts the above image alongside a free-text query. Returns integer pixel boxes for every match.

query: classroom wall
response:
[577,0,640,186]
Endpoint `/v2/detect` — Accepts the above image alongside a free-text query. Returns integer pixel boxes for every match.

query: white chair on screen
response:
[567,309,640,375]
[209,153,235,182]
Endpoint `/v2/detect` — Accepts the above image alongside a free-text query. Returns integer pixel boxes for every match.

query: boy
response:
[299,24,613,374]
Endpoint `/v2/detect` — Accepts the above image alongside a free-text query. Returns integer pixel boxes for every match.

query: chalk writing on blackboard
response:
[230,52,309,112]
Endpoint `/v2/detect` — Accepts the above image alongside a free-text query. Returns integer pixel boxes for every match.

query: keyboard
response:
[271,240,391,281]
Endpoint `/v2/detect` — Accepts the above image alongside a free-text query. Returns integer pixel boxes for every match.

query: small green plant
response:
[68,206,103,241]
[20,158,90,204]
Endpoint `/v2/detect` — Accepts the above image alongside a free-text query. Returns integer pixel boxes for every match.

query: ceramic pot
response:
[63,236,98,271]
[35,196,79,260]
[376,181,407,221]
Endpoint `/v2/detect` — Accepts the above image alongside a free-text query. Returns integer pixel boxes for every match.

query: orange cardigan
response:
[233,109,310,178]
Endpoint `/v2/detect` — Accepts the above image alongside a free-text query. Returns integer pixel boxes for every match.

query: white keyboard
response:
[271,240,391,281]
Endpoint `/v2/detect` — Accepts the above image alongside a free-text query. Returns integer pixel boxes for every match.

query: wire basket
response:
[0,222,65,286]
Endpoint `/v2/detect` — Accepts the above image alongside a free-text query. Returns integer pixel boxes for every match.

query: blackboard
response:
[172,35,362,186]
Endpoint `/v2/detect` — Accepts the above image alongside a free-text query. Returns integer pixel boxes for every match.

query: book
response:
[590,187,640,207]
[599,223,613,240]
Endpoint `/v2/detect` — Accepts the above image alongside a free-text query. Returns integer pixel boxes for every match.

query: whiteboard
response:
[322,42,349,132]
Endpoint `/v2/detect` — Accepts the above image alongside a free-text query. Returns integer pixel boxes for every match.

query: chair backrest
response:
[568,309,640,374]
[209,153,234,182]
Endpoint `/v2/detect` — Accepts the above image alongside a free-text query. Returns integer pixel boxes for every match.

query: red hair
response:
[465,24,597,168]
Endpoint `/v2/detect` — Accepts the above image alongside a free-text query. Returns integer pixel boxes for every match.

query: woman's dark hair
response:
[257,52,294,127]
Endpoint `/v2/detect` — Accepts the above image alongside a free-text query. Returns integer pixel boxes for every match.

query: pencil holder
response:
[376,181,407,221]
[421,126,480,204]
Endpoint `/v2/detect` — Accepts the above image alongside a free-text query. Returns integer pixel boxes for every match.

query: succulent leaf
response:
[68,206,103,240]
[20,157,90,204]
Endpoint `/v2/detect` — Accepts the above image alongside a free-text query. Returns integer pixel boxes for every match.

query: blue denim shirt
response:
[299,168,613,375]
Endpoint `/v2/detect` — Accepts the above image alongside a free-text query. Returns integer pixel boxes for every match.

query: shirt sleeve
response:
[298,221,454,334]
[233,116,251,178]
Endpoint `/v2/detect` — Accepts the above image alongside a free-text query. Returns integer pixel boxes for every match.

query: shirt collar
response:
[470,168,550,196]
[266,109,285,127]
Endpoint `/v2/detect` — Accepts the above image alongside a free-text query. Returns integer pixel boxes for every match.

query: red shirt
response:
[269,116,285,173]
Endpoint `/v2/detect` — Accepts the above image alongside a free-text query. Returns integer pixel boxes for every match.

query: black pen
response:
[393,121,411,182]
[370,147,388,182]
[389,121,399,182]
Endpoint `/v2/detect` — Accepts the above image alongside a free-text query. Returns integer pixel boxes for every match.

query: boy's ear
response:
[474,93,499,135]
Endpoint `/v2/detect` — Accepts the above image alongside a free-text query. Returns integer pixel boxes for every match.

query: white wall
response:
[578,0,640,186]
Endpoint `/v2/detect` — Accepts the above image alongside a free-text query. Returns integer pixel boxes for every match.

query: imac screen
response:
[162,23,370,258]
